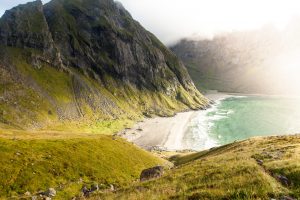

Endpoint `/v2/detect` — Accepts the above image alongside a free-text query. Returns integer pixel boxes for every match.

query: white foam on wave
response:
[182,96,235,151]
[181,113,218,150]
[182,106,218,150]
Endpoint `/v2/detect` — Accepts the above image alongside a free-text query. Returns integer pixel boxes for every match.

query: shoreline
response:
[121,92,232,151]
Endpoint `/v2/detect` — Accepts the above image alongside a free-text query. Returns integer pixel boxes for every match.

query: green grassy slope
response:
[96,135,300,200]
[0,136,169,199]
[0,46,207,134]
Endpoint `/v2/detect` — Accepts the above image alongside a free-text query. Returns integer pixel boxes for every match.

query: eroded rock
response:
[140,166,164,182]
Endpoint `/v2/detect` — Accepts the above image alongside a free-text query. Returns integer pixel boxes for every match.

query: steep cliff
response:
[171,24,300,94]
[0,0,208,131]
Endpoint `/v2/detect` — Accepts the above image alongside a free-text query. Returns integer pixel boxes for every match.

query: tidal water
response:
[182,95,300,150]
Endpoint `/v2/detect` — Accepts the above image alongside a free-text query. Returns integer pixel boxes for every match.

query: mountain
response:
[171,24,300,94]
[0,0,207,132]
[0,0,208,198]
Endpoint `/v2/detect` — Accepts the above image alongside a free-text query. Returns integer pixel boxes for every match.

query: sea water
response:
[182,95,300,150]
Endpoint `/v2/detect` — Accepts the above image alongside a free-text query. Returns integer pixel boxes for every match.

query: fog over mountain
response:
[2,0,300,44]
[171,19,300,95]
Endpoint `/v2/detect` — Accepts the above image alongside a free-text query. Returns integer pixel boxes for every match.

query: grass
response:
[95,135,300,200]
[0,46,207,134]
[0,136,169,199]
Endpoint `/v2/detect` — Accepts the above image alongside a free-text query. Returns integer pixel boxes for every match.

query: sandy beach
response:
[121,91,231,151]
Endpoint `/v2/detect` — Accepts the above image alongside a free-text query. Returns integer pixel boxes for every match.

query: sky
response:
[1,0,300,44]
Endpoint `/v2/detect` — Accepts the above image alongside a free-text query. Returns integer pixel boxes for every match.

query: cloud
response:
[118,0,300,44]
[1,0,300,44]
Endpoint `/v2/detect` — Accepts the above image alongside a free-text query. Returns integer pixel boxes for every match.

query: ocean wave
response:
[182,95,236,151]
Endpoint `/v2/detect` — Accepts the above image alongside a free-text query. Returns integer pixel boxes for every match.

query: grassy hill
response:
[0,135,170,199]
[95,135,300,199]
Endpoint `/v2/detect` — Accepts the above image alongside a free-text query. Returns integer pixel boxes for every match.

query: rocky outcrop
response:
[140,166,164,181]
[42,0,198,94]
[0,1,54,54]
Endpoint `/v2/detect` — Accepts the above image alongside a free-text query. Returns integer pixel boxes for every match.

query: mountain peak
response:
[0,0,53,50]
[0,0,207,130]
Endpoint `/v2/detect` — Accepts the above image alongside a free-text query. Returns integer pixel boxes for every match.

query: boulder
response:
[281,196,296,200]
[91,184,99,192]
[81,185,90,197]
[24,191,31,196]
[44,188,56,197]
[110,184,115,191]
[140,166,164,182]
[31,196,37,200]
[256,159,264,165]
[276,175,289,186]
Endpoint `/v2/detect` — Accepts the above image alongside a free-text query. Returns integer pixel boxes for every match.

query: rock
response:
[31,196,37,200]
[44,188,56,197]
[149,146,167,152]
[140,166,164,182]
[281,196,296,200]
[110,184,115,191]
[256,159,264,165]
[77,177,83,183]
[42,0,204,107]
[276,175,289,186]
[91,183,99,192]
[81,185,90,197]
[24,191,31,196]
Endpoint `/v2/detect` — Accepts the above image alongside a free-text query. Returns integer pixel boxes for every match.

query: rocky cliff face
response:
[43,0,195,92]
[171,24,300,94]
[0,1,55,55]
[0,0,207,130]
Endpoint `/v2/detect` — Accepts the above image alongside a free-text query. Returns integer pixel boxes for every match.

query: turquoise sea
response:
[182,95,300,150]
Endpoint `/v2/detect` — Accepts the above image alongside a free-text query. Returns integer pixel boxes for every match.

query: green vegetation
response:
[0,46,206,134]
[0,136,168,199]
[0,1,208,199]
[95,135,300,199]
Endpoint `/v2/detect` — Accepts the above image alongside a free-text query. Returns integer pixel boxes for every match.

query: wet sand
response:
[121,92,231,151]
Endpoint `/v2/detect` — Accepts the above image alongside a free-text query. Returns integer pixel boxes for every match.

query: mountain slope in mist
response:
[171,23,300,94]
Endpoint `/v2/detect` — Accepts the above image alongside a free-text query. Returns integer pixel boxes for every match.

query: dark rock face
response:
[276,175,290,186]
[0,0,54,52]
[140,166,164,181]
[42,0,195,93]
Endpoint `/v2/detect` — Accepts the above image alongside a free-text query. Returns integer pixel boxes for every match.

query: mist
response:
[118,0,300,44]
[2,0,300,45]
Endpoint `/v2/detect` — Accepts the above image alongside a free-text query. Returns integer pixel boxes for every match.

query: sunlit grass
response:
[0,136,168,199]
[95,135,300,199]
